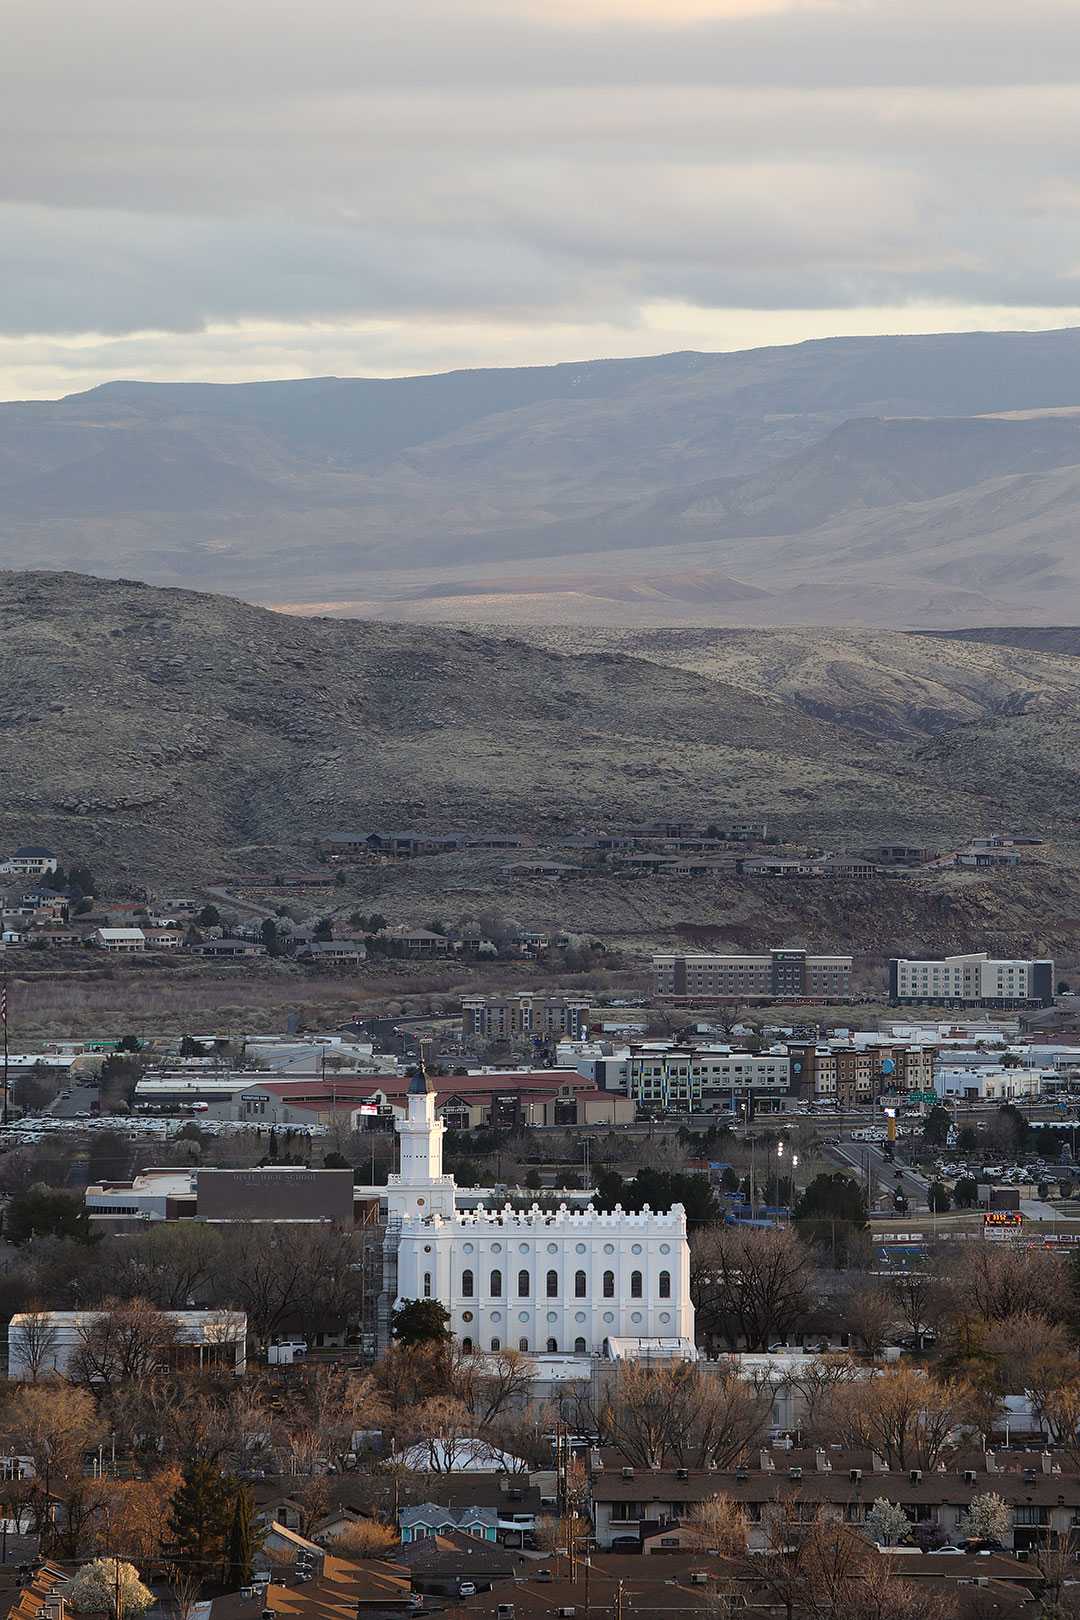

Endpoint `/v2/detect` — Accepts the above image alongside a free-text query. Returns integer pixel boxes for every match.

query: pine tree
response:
[223,1485,256,1590]
[168,1460,234,1578]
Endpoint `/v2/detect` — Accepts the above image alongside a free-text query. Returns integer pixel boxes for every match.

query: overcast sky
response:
[5,0,1080,398]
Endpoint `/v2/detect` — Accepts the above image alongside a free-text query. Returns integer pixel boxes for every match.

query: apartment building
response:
[462,992,592,1043]
[788,1041,936,1105]
[889,953,1055,1009]
[654,947,853,1003]
[626,1044,791,1115]
[589,1450,1080,1554]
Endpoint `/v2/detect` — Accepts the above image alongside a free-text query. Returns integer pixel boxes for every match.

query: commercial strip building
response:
[624,1045,791,1115]
[653,948,853,1003]
[889,953,1055,1009]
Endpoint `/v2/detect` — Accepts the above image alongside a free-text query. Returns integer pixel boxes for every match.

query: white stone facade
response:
[394,1201,693,1355]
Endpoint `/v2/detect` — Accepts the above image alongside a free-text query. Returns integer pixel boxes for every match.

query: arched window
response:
[574,1269,587,1298]
[546,1337,558,1353]
[546,1269,559,1297]
[461,1268,474,1298]
[631,1270,643,1299]
[490,1268,503,1298]
[603,1270,615,1298]
[518,1269,530,1297]
[659,1269,671,1299]
[491,1337,501,1351]
[574,1336,587,1353]
[462,1336,473,1352]
[519,1336,529,1352]
[423,1271,432,1299]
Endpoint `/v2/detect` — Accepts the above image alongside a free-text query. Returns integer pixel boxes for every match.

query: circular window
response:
[603,1243,614,1255]
[659,1312,671,1325]
[423,1244,432,1253]
[462,1311,474,1323]
[547,1311,558,1323]
[575,1311,586,1324]
[491,1311,502,1323]
[518,1312,530,1323]
[631,1244,642,1256]
[491,1242,502,1253]
[631,1311,642,1324]
[575,1243,586,1254]
[463,1243,474,1255]
[659,1243,670,1255]
[547,1243,558,1254]
[602,1311,614,1325]
[519,1243,530,1254]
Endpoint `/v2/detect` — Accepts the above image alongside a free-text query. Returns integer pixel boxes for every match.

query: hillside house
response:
[0,848,58,877]
[92,927,146,952]
[297,940,368,964]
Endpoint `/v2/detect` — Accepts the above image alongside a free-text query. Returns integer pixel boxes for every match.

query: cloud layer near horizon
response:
[5,0,1080,397]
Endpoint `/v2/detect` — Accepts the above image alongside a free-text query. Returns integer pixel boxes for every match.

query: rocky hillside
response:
[4,573,1080,900]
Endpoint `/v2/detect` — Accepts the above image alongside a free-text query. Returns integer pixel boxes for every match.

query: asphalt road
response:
[47,1078,101,1119]
[827,1137,930,1211]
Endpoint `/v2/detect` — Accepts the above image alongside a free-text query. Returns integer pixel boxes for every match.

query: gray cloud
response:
[5,0,1080,393]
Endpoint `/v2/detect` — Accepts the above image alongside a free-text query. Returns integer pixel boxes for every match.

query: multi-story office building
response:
[889,954,1054,1009]
[653,948,853,1003]
[462,993,592,1044]
[626,1044,791,1115]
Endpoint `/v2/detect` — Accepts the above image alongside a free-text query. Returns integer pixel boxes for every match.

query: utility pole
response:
[1,966,8,1128]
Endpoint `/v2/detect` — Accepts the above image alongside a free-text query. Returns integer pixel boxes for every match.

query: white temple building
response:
[382,1066,695,1357]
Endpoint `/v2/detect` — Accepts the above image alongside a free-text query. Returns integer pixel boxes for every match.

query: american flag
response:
[0,976,5,1027]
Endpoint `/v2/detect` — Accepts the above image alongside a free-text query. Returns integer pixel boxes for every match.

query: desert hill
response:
[10,330,1080,625]
[6,572,1080,964]
[2,572,1080,882]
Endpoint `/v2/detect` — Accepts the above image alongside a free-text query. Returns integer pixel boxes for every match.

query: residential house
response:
[297,940,368,964]
[500,860,580,879]
[143,927,185,950]
[0,847,58,877]
[91,927,146,952]
[399,1505,499,1545]
[387,928,452,956]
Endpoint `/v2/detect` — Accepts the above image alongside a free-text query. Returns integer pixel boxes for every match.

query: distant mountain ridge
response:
[8,328,1080,625]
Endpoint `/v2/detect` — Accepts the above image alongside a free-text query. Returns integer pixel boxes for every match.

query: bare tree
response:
[780,1354,865,1441]
[890,1270,945,1348]
[453,1348,535,1426]
[401,1396,475,1472]
[691,1226,814,1351]
[687,1494,750,1554]
[573,1362,770,1470]
[69,1299,181,1392]
[329,1520,399,1558]
[843,1283,894,1359]
[952,1247,1068,1326]
[10,1307,60,1381]
[818,1365,972,1471]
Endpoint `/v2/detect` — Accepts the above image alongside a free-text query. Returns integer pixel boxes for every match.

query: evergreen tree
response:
[168,1460,234,1578]
[223,1485,255,1590]
[391,1299,452,1346]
